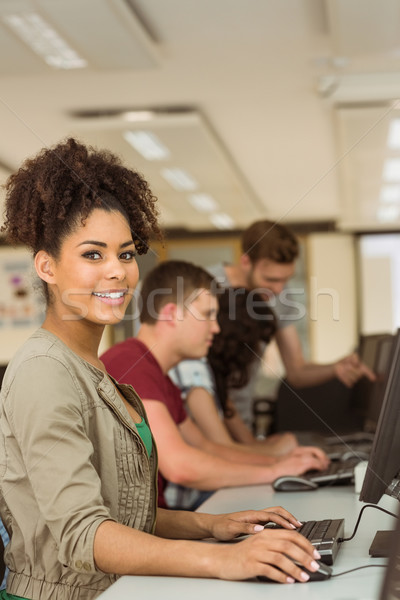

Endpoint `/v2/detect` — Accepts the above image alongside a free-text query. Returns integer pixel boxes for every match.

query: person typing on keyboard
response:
[206,220,375,427]
[102,260,330,510]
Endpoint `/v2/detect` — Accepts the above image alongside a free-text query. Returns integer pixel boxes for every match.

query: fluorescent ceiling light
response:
[123,111,155,122]
[377,205,400,223]
[188,193,219,213]
[380,185,400,203]
[123,131,170,161]
[161,168,198,191]
[3,13,87,70]
[209,213,235,230]
[383,159,400,182]
[388,119,400,149]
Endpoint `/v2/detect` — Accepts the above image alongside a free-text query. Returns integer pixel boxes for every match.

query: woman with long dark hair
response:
[170,287,297,455]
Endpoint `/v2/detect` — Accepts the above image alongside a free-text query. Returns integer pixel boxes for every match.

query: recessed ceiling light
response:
[380,185,400,203]
[209,213,235,230]
[388,119,400,149]
[160,168,198,191]
[3,12,87,69]
[123,131,170,161]
[122,111,155,122]
[383,159,400,182]
[188,194,219,213]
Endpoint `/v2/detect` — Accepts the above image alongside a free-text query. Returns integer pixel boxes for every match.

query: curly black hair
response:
[208,288,276,417]
[1,137,161,258]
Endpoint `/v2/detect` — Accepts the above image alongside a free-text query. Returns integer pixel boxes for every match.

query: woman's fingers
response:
[214,528,321,582]
[261,506,303,528]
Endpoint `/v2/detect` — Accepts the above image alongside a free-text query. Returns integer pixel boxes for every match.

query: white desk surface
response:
[98,484,398,600]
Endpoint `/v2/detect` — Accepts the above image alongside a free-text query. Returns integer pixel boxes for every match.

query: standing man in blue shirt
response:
[207,220,375,425]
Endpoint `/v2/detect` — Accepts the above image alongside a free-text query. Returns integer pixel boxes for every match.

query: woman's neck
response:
[42,311,105,371]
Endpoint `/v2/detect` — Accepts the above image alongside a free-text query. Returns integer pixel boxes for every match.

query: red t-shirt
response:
[101,338,187,508]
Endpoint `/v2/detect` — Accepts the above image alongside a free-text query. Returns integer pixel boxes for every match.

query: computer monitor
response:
[358,333,392,369]
[352,333,394,424]
[359,329,400,557]
[364,334,395,431]
[359,328,400,505]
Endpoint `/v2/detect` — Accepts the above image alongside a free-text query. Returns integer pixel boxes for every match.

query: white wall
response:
[306,233,358,362]
[358,234,400,335]
[360,256,393,334]
[0,327,38,364]
[0,246,44,364]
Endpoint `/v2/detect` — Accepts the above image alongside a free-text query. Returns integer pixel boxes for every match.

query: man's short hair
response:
[140,260,216,324]
[241,220,299,264]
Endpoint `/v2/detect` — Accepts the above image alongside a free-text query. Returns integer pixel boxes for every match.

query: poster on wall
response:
[0,247,45,329]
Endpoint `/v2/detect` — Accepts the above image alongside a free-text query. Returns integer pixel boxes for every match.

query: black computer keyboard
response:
[306,456,360,485]
[324,431,375,445]
[298,518,345,565]
[325,440,372,461]
[265,518,345,565]
[272,457,360,492]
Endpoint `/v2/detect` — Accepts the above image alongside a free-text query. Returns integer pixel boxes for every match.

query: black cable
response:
[338,504,398,543]
[331,564,387,577]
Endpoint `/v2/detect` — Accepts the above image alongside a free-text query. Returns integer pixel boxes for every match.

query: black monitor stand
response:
[369,530,394,557]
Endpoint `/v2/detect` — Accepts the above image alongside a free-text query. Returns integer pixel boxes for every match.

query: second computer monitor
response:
[364,334,395,431]
[359,329,400,505]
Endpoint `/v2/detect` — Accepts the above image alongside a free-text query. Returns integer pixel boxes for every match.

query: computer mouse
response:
[257,560,332,583]
[273,476,319,492]
[340,450,369,462]
[301,561,332,581]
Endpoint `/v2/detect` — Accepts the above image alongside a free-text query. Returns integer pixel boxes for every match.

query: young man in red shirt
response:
[101,260,328,508]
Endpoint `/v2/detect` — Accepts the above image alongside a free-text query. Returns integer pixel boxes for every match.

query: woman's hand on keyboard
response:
[274,446,330,476]
[212,528,321,583]
[208,505,302,541]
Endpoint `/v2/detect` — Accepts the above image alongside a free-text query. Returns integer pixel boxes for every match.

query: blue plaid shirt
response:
[0,521,9,590]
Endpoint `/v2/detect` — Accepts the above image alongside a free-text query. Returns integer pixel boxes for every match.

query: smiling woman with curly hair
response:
[0,138,319,600]
[2,137,160,301]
